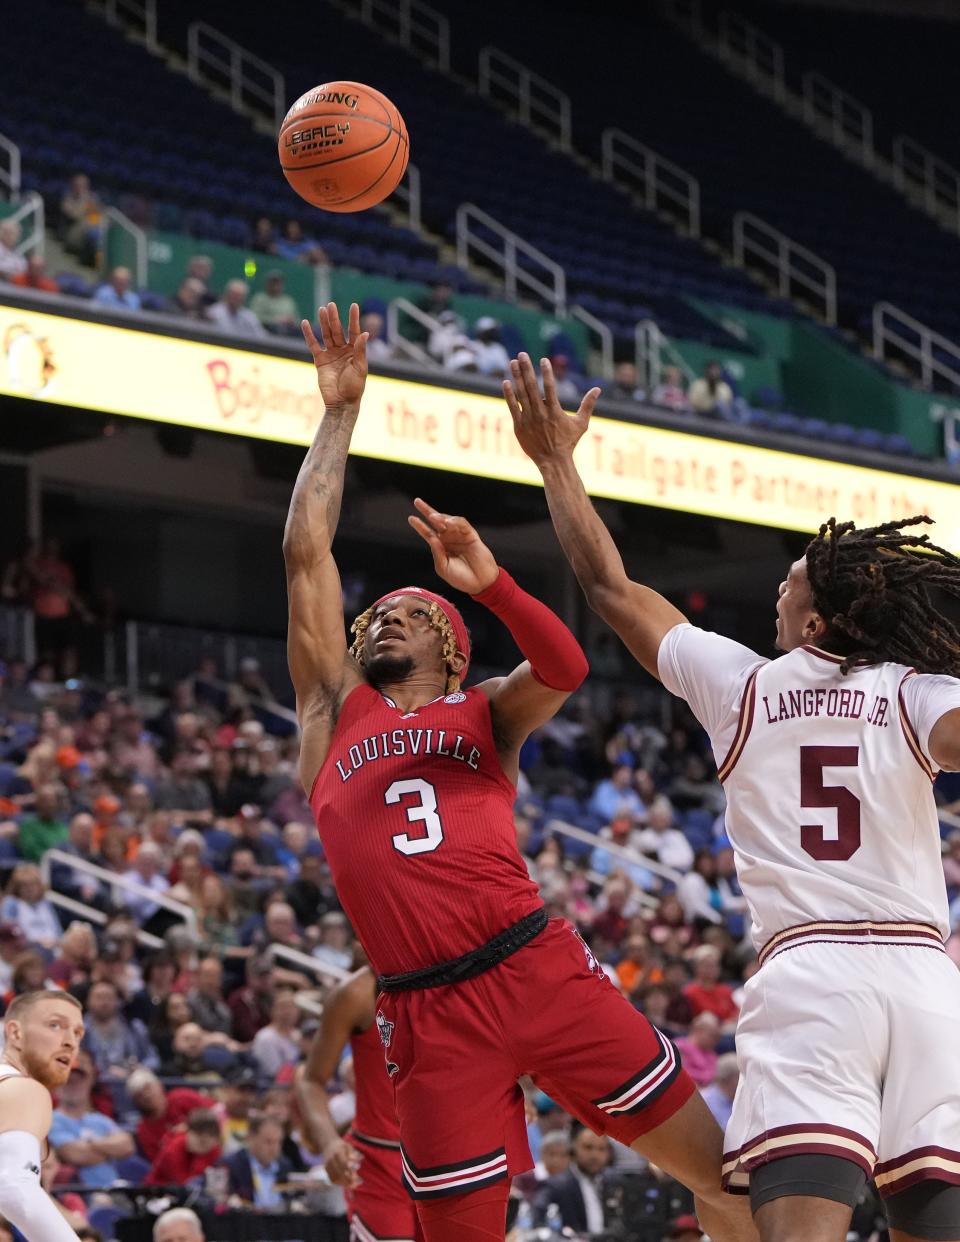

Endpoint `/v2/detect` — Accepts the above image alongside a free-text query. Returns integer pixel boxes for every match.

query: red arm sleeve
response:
[471,569,588,692]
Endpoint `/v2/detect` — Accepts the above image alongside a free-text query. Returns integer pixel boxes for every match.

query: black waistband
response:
[377,907,548,992]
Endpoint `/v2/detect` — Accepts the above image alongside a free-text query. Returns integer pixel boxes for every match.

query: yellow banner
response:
[2,301,958,545]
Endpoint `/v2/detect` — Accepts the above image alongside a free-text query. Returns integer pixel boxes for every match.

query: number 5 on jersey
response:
[385,778,445,856]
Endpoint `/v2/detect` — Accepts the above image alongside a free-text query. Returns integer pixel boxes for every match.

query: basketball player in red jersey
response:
[297,965,422,1242]
[284,303,757,1242]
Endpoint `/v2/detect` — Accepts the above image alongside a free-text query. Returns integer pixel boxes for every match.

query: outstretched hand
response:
[503,353,601,467]
[302,302,368,408]
[408,498,500,596]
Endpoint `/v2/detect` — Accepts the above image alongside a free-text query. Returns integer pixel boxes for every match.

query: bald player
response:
[0,990,86,1241]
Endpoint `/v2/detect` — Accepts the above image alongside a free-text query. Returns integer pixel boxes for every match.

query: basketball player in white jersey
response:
[0,990,86,1241]
[504,352,960,1242]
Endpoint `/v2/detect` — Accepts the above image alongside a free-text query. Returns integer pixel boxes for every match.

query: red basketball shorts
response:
[376,918,695,1200]
[346,1133,420,1240]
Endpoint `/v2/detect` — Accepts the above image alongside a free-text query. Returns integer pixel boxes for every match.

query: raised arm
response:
[0,1079,82,1242]
[284,303,367,790]
[504,353,687,679]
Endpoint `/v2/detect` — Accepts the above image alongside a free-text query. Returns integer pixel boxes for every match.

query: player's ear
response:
[448,651,467,677]
[804,609,828,641]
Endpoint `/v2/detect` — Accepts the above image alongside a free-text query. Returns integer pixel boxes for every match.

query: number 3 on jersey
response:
[385,778,445,856]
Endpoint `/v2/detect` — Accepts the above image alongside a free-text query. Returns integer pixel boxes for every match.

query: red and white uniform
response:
[346,1023,417,1242]
[311,683,695,1199]
[659,625,960,1198]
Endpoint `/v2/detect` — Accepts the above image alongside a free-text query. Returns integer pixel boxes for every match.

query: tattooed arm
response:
[284,303,368,791]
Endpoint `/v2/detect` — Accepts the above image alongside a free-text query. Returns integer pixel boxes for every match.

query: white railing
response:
[187,22,286,132]
[5,192,45,259]
[545,821,673,911]
[601,128,701,237]
[386,297,443,368]
[570,306,614,379]
[478,48,572,153]
[717,10,786,102]
[801,71,874,166]
[873,302,960,392]
[0,133,22,201]
[104,206,148,287]
[635,319,697,393]
[732,212,837,325]
[456,203,567,314]
[43,850,198,935]
[392,162,422,233]
[100,0,158,54]
[893,136,960,236]
[267,942,350,986]
[357,0,450,72]
[47,892,165,950]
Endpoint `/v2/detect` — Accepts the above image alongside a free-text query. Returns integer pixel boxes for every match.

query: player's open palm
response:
[504,352,601,466]
[301,301,368,408]
[408,498,499,595]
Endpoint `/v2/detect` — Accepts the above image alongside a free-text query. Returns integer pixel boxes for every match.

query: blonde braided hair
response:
[350,598,463,693]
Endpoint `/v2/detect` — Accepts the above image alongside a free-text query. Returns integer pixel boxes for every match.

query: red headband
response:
[370,587,470,679]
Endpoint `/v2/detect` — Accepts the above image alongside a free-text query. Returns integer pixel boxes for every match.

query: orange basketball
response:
[278,81,409,213]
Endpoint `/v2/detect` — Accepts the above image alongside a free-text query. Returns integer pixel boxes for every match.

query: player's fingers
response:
[407,514,436,543]
[316,306,332,349]
[326,301,346,347]
[413,497,449,531]
[503,379,524,424]
[517,352,542,409]
[540,357,559,408]
[347,301,361,341]
[301,319,320,352]
[578,386,602,423]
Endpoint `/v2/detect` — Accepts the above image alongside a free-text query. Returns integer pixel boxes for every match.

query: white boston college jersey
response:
[658,625,960,955]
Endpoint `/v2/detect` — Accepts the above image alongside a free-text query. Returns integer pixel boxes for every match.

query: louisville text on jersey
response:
[334,727,482,782]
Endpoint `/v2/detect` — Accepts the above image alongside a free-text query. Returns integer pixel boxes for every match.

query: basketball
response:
[278,80,409,213]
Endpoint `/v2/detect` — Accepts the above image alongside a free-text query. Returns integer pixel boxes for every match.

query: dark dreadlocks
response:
[805,515,960,676]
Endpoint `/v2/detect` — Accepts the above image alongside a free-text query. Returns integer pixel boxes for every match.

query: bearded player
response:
[505,351,960,1242]
[0,990,86,1241]
[296,964,422,1242]
[284,304,757,1242]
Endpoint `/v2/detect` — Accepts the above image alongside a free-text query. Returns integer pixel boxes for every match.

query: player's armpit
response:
[0,1077,52,1144]
[927,707,960,771]
[587,579,687,681]
[482,663,575,755]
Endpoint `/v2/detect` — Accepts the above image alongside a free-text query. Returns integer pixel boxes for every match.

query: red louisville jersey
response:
[310,683,543,975]
[349,1020,399,1144]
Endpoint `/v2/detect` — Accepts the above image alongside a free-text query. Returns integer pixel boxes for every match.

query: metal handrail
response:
[717,10,786,102]
[872,301,960,392]
[357,0,450,72]
[392,162,422,233]
[0,133,22,201]
[635,319,697,392]
[893,135,960,236]
[570,306,614,379]
[478,47,572,152]
[732,212,837,325]
[456,203,567,314]
[801,71,874,165]
[104,206,147,288]
[267,942,350,986]
[601,128,701,238]
[43,849,198,934]
[546,819,678,894]
[187,22,286,132]
[46,892,165,950]
[101,0,158,54]
[5,192,45,259]
[386,297,444,368]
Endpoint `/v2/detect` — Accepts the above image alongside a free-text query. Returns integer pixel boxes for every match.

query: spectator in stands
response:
[189,955,232,1034]
[154,748,213,823]
[170,277,209,322]
[646,894,697,956]
[251,218,278,255]
[146,1107,223,1186]
[667,1215,705,1241]
[534,1123,611,1233]
[446,339,480,374]
[11,254,60,293]
[635,796,695,872]
[251,986,301,1079]
[123,841,171,926]
[25,536,87,659]
[0,862,61,949]
[285,851,327,927]
[17,780,68,861]
[229,954,274,1042]
[312,909,352,972]
[185,256,217,307]
[129,1066,216,1162]
[221,1114,291,1207]
[50,1049,136,1187]
[83,978,159,1076]
[615,933,663,998]
[676,848,724,926]
[0,220,26,280]
[250,271,298,335]
[534,1130,572,1182]
[549,354,582,406]
[419,280,454,321]
[590,812,654,889]
[93,266,142,312]
[274,220,328,266]
[0,656,41,714]
[651,365,691,413]
[700,1052,739,1131]
[207,280,266,338]
[675,1011,720,1086]
[361,311,392,364]
[688,361,734,419]
[668,753,724,814]
[589,763,645,822]
[427,309,467,363]
[60,173,102,265]
[153,1208,206,1242]
[472,317,511,377]
[943,830,960,892]
[126,951,178,1028]
[49,920,98,989]
[149,990,193,1064]
[0,924,25,994]
[683,945,738,1031]
[607,361,644,404]
[167,1019,238,1078]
